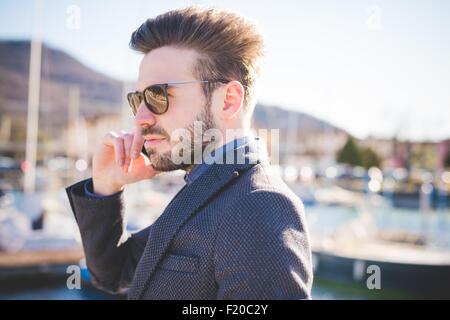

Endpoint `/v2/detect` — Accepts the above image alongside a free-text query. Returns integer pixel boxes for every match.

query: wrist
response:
[92,178,124,196]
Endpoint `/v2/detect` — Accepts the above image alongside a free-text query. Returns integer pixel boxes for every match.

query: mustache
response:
[141,126,170,139]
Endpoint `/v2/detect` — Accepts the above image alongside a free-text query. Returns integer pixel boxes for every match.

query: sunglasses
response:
[127,79,229,115]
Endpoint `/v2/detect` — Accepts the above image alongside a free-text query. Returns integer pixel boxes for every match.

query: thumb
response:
[130,153,159,178]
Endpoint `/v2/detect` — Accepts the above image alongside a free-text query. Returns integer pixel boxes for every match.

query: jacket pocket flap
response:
[159,254,199,273]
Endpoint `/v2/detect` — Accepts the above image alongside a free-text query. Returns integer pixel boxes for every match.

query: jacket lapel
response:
[127,139,265,299]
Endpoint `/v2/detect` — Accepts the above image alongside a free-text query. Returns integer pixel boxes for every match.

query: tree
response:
[361,147,381,169]
[445,149,450,169]
[336,136,382,169]
[336,136,363,167]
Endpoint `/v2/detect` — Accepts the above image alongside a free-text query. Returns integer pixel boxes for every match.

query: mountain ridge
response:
[0,40,347,136]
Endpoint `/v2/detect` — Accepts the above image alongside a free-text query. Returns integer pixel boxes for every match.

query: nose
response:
[134,101,157,129]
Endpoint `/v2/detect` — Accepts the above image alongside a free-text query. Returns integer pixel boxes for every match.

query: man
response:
[66,6,313,300]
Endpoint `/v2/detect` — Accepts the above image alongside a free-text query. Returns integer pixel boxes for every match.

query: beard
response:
[143,101,217,172]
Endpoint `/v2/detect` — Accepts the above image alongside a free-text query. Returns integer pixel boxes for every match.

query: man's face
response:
[135,46,218,172]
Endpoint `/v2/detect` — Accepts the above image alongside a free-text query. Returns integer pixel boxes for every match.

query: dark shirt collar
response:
[184,135,256,186]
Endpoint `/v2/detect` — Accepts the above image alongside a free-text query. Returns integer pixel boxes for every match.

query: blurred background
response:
[1,0,450,299]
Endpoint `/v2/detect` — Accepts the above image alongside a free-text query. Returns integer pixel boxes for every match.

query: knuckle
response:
[121,134,130,140]
[120,131,132,138]
[105,131,116,139]
[115,136,124,144]
[102,131,120,146]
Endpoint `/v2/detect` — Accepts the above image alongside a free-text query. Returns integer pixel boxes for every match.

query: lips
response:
[143,136,165,147]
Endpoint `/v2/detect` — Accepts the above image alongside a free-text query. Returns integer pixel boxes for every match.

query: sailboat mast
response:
[24,0,43,194]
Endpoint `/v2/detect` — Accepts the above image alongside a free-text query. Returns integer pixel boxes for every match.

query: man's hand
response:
[92,129,158,196]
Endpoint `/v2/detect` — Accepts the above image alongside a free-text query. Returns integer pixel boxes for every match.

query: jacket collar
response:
[127,137,266,299]
[183,135,251,186]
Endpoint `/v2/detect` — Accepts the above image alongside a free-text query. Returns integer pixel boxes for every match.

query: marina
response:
[1,1,450,300]
[1,169,449,299]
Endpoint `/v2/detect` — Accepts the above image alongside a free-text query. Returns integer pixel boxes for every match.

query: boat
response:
[310,210,450,299]
[0,188,83,288]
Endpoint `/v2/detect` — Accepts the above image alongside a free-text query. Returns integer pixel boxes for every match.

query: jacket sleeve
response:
[214,189,313,300]
[66,178,150,294]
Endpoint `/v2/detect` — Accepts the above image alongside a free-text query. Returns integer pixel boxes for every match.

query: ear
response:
[221,80,245,120]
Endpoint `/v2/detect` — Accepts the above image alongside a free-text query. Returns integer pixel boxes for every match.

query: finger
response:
[131,129,145,159]
[132,153,159,178]
[102,132,124,166]
[121,131,133,171]
[102,131,119,149]
[113,136,125,167]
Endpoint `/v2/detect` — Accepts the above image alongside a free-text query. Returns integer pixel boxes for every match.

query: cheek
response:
[186,91,206,110]
[157,113,191,145]
[164,95,204,129]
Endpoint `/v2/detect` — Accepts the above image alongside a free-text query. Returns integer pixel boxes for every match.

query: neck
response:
[220,126,252,146]
[183,127,252,173]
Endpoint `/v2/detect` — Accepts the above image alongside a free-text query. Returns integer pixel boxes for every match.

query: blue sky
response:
[1,0,450,141]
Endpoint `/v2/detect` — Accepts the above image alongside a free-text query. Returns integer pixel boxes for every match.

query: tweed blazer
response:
[65,141,313,299]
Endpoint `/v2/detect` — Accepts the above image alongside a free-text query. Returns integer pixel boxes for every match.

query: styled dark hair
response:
[129,6,265,114]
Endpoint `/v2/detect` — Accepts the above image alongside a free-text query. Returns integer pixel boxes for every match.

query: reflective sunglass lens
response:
[127,93,141,114]
[144,85,167,114]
